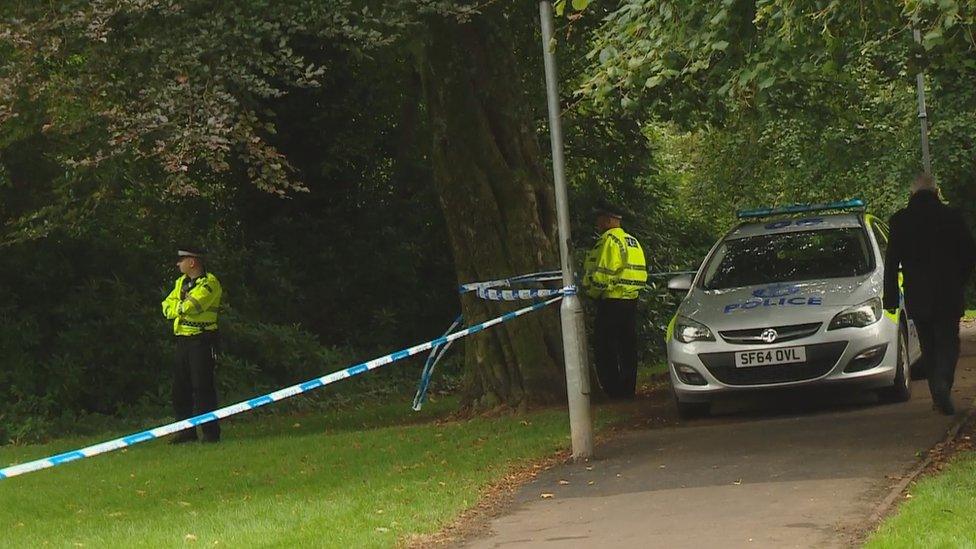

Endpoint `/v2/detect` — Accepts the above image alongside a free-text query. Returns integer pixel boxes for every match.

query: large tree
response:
[416,5,566,408]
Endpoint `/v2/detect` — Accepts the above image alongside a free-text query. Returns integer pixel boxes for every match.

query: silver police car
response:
[666,200,921,417]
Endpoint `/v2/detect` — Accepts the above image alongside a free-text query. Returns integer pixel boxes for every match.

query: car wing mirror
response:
[667,273,694,294]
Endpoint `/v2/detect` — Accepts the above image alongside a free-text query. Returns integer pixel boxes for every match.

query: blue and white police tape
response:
[458,270,562,294]
[0,294,566,481]
[476,287,565,301]
[459,269,695,295]
[412,272,573,411]
[411,315,463,411]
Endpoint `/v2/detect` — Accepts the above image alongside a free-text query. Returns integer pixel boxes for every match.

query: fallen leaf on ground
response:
[733,479,742,485]
[541,493,554,499]
[558,480,570,485]
[184,534,198,542]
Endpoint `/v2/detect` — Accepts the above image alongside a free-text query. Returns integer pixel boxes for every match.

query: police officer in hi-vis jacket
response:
[162,246,223,443]
[583,207,648,399]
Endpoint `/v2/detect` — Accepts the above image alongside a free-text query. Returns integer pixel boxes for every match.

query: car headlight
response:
[828,297,883,330]
[674,316,715,343]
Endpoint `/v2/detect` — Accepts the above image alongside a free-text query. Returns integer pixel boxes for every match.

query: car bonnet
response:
[677,273,883,331]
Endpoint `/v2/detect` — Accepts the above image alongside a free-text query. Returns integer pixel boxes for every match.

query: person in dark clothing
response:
[883,174,976,415]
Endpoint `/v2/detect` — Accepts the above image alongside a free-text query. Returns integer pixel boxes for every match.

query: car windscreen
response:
[701,227,873,290]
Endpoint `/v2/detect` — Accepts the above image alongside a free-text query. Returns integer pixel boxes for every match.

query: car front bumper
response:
[668,318,899,402]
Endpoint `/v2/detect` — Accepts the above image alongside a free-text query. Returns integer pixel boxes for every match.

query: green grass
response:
[965,310,976,321]
[866,451,976,548]
[0,397,619,548]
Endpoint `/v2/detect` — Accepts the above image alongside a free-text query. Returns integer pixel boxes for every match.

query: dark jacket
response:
[883,190,976,319]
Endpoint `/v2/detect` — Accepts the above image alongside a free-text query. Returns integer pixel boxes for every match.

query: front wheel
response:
[877,323,912,403]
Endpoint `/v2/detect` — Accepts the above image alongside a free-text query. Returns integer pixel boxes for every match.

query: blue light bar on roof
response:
[736,198,866,220]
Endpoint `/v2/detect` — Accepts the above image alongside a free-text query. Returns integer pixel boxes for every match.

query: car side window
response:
[870,221,889,256]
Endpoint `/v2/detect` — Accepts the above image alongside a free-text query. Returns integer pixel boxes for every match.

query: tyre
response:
[877,323,912,403]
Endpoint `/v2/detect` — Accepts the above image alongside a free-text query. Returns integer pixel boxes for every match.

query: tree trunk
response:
[417,9,565,409]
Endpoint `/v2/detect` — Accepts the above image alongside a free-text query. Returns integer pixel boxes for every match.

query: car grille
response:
[698,341,848,386]
[718,322,822,345]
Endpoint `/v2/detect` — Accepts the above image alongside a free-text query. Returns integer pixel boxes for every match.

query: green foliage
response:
[219,308,354,390]
[556,0,593,16]
[581,0,976,275]
[581,1,976,125]
[1,0,388,200]
[0,0,460,441]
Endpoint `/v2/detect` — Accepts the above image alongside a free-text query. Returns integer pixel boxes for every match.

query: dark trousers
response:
[594,299,638,398]
[914,318,961,404]
[173,333,221,441]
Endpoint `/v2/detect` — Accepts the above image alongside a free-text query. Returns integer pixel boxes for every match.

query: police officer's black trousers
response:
[172,333,221,441]
[594,298,638,398]
[913,318,960,406]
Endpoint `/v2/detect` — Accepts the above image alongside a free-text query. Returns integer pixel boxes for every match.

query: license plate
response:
[735,346,807,368]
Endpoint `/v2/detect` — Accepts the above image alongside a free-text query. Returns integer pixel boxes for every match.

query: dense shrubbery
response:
[0,172,458,443]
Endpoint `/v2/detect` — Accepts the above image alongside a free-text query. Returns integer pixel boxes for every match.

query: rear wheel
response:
[877,323,911,403]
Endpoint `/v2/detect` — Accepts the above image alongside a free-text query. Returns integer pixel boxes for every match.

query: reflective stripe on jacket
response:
[162,272,222,336]
[583,227,647,300]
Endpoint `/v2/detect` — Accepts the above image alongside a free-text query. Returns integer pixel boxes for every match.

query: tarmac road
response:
[466,324,976,548]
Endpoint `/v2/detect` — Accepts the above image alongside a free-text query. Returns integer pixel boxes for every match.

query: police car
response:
[666,199,921,418]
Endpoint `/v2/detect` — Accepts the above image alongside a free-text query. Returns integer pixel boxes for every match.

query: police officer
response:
[883,174,976,415]
[162,246,223,442]
[583,206,648,399]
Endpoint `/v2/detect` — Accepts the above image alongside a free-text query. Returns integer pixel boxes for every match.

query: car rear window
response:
[701,228,873,290]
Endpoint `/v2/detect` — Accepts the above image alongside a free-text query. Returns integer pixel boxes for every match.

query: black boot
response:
[934,394,956,416]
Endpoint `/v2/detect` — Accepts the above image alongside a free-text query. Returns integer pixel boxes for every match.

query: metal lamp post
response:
[538,0,594,461]
[913,26,932,175]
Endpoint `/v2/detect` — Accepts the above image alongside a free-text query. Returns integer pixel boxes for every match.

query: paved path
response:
[467,325,976,548]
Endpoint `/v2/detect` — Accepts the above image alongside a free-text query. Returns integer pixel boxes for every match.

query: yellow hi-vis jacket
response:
[161,273,222,336]
[583,227,648,300]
